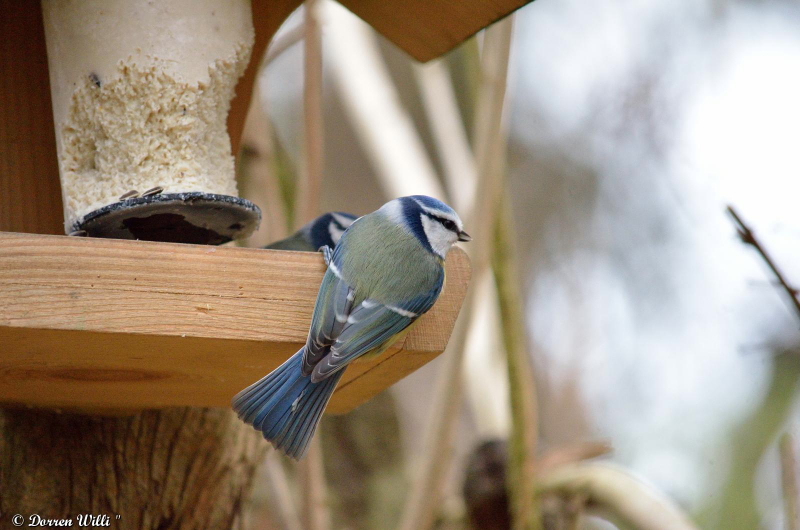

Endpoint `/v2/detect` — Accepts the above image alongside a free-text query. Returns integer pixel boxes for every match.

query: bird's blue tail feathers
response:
[232,347,343,459]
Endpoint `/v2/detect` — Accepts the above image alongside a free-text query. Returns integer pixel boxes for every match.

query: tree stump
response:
[0,408,266,529]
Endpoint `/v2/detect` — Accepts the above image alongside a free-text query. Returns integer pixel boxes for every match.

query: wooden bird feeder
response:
[0,0,527,525]
[0,232,470,414]
[0,0,531,413]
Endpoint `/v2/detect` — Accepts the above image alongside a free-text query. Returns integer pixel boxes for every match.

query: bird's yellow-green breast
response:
[334,212,443,306]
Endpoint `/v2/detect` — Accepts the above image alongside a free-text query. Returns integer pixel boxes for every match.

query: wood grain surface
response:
[0,232,470,413]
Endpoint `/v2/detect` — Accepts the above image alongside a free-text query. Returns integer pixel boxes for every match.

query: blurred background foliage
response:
[237,0,800,528]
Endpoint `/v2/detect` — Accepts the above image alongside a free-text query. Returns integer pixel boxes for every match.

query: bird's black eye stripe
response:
[427,214,458,232]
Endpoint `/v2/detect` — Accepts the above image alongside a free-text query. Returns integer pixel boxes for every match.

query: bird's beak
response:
[458,230,472,242]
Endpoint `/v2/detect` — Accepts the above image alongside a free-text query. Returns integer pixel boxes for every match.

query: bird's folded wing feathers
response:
[309,303,413,382]
[308,283,443,383]
[303,270,355,375]
[303,247,445,383]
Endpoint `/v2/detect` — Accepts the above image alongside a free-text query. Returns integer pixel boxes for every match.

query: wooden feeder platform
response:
[0,233,470,414]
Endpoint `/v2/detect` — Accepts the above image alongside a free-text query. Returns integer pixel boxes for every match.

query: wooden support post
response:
[0,0,64,235]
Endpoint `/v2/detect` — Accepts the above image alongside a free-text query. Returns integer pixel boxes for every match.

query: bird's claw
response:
[319,245,333,266]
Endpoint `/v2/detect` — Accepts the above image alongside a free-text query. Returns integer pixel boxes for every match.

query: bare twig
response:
[781,433,800,530]
[727,205,800,322]
[537,463,699,530]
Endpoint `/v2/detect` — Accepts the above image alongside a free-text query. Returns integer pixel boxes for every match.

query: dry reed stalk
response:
[414,45,510,440]
[398,17,515,530]
[462,272,512,437]
[298,0,324,226]
[416,47,541,528]
[295,4,332,528]
[493,191,541,529]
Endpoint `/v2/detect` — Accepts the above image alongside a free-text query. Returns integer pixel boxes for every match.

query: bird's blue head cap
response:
[381,195,471,258]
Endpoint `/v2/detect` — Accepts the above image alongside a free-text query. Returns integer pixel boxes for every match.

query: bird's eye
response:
[441,219,457,232]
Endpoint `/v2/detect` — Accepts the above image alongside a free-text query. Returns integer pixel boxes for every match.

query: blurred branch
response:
[727,205,800,323]
[398,17,515,530]
[299,437,331,530]
[494,191,541,529]
[264,24,305,68]
[397,295,470,530]
[782,433,800,530]
[264,452,304,530]
[537,442,613,475]
[399,153,502,530]
[537,463,700,530]
[238,79,289,246]
[563,494,588,530]
[460,273,512,438]
[447,37,482,138]
[535,441,611,528]
[697,352,800,528]
[413,59,477,209]
[323,0,445,199]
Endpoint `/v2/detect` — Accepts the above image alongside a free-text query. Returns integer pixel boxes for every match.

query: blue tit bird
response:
[233,195,471,459]
[264,212,358,252]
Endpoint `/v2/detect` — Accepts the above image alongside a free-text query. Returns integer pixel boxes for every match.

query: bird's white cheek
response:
[420,215,455,258]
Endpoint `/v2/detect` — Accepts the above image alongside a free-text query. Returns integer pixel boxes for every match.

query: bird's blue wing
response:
[308,279,443,383]
[302,269,355,375]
